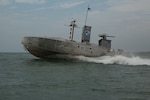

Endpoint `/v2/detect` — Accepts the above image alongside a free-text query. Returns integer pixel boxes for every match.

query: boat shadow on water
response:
[26,55,86,65]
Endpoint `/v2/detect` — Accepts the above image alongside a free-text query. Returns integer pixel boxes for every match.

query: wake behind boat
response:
[22,7,123,58]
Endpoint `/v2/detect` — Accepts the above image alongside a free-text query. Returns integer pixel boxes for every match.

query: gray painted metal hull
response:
[22,37,115,58]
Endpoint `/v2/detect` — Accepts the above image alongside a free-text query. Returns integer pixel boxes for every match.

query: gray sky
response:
[0,0,150,52]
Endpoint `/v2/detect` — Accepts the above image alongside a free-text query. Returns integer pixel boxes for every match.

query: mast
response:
[69,20,77,41]
[84,5,91,26]
[82,5,92,43]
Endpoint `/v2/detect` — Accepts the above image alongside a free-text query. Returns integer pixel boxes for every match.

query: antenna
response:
[64,18,80,28]
[84,5,91,26]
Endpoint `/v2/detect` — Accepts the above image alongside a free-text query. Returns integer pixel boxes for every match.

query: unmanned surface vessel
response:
[22,7,123,58]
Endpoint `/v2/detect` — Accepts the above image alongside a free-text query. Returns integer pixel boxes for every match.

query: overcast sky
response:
[0,0,150,52]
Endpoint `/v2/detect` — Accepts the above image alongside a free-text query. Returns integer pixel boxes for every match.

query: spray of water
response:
[74,55,150,66]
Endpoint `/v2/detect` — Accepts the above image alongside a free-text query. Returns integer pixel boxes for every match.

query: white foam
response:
[74,55,150,66]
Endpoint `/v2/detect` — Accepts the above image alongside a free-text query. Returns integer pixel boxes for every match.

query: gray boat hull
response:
[22,37,113,58]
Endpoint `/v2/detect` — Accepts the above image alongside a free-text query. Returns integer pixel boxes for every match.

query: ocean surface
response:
[0,52,150,100]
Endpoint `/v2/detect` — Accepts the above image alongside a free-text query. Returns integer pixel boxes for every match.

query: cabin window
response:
[78,46,80,48]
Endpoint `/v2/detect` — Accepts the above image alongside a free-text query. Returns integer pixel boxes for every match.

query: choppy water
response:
[0,52,150,100]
